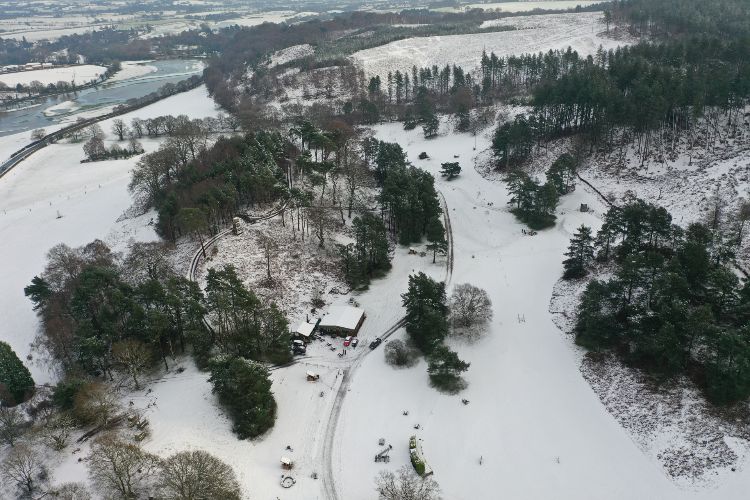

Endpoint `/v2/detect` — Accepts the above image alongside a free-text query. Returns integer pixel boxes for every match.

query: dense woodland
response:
[568,199,750,404]
[489,0,750,167]
[23,241,285,439]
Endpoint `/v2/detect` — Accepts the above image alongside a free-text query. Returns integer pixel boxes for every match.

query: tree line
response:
[488,36,749,167]
[129,130,288,243]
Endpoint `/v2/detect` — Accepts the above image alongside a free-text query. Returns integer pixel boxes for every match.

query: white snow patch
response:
[0,65,106,86]
[351,12,631,78]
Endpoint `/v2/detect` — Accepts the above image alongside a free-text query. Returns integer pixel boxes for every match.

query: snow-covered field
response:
[0,85,219,385]
[268,44,315,67]
[107,60,159,83]
[351,12,631,78]
[0,65,106,86]
[459,0,609,12]
[0,14,136,41]
[327,120,750,500]
[215,10,317,29]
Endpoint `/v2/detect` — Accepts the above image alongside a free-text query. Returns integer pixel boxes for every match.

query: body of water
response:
[0,59,204,138]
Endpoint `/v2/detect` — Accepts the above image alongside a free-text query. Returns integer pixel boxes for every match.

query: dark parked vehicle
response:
[369,338,382,349]
[292,339,306,355]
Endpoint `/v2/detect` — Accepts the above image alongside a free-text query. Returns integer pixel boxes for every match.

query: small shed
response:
[294,320,318,341]
[580,203,589,213]
[281,456,293,469]
[318,306,366,336]
[306,371,320,381]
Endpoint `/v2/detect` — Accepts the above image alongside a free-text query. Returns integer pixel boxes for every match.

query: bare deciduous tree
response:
[31,128,46,141]
[257,231,278,281]
[83,135,107,161]
[343,149,371,218]
[85,123,105,141]
[39,413,75,451]
[112,339,151,389]
[375,466,441,500]
[88,434,160,499]
[2,444,47,496]
[158,450,241,500]
[122,241,175,284]
[52,482,92,500]
[112,119,129,141]
[131,118,144,139]
[449,283,493,330]
[0,406,25,446]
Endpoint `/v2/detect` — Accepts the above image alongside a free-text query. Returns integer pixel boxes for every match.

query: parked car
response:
[292,339,306,355]
[351,338,359,348]
[369,337,382,349]
[343,336,353,347]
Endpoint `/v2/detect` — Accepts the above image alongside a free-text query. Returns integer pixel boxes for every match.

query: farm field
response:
[0,65,107,87]
[439,0,611,12]
[351,12,630,78]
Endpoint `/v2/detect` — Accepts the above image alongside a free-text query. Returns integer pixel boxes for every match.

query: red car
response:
[343,336,353,347]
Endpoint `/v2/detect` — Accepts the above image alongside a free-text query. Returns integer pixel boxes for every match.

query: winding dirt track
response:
[321,194,453,499]
[320,317,407,500]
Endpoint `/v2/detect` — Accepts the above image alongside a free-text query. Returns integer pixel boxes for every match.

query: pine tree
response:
[422,113,439,138]
[425,217,448,263]
[427,345,470,391]
[402,273,448,353]
[563,225,595,279]
[208,357,276,439]
[440,162,461,180]
[0,342,35,405]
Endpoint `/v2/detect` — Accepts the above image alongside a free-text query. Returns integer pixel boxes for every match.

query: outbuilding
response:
[293,320,318,342]
[318,305,366,336]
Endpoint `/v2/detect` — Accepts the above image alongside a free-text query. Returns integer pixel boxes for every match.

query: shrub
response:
[52,378,85,410]
[72,382,120,427]
[384,340,419,368]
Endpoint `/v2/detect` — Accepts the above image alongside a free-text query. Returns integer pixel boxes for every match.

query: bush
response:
[52,379,85,410]
[384,340,419,368]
